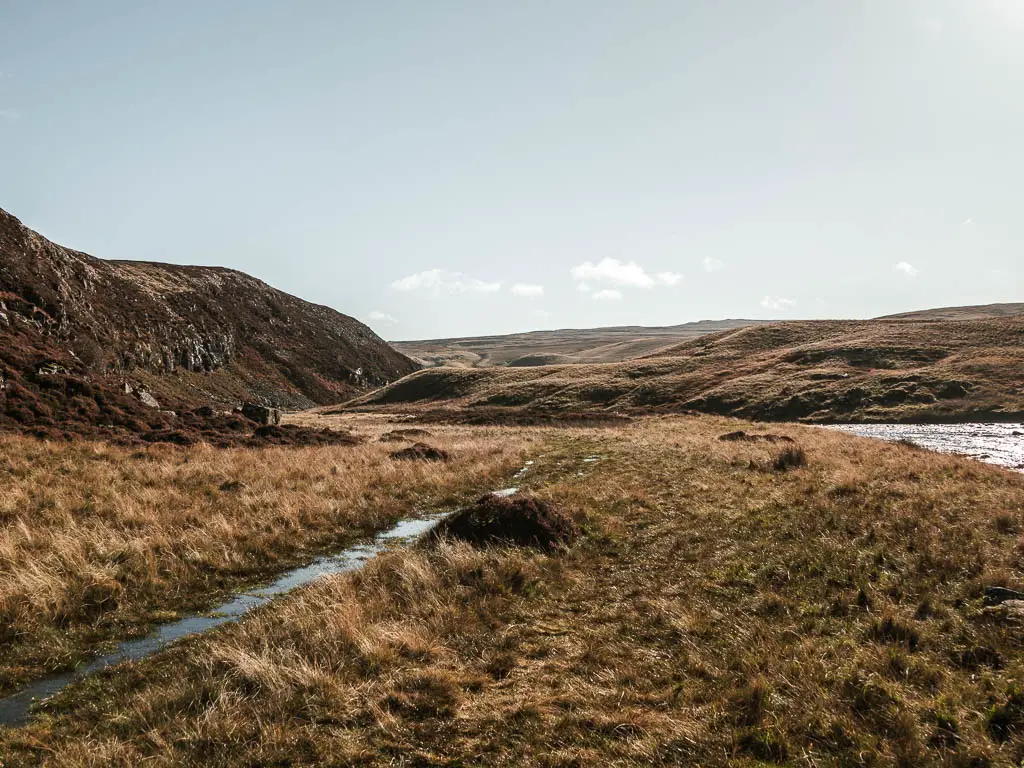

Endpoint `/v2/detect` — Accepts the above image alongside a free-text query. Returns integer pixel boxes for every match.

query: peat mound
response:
[391,442,450,461]
[379,428,434,442]
[412,407,632,428]
[719,430,795,443]
[429,493,579,551]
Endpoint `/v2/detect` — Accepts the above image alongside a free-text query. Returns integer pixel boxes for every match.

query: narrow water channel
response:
[0,486,520,727]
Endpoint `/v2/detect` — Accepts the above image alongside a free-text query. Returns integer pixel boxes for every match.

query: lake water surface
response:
[829,423,1024,472]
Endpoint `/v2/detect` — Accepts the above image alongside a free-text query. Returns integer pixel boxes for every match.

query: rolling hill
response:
[354,308,1024,423]
[393,319,765,368]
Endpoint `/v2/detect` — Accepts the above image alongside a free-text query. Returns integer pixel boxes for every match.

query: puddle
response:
[829,423,1024,473]
[0,484,522,727]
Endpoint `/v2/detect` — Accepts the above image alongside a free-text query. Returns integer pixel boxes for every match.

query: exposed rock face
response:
[0,207,417,409]
[241,402,282,426]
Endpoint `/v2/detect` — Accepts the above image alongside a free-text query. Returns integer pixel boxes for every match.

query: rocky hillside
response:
[351,310,1024,423]
[0,207,417,412]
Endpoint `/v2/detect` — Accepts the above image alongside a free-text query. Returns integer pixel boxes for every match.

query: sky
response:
[1,1,1022,340]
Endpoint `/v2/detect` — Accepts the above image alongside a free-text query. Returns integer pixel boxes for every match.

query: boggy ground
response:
[4,416,1024,765]
[0,421,536,695]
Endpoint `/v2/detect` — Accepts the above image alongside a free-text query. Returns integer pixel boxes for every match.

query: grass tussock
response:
[3,415,1024,766]
[0,421,536,693]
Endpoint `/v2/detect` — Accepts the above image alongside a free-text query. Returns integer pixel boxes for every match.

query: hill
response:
[393,319,764,368]
[352,309,1024,423]
[0,207,417,439]
[880,302,1024,321]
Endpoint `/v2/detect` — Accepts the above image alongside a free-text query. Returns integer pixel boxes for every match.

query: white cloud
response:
[761,296,796,311]
[592,289,622,301]
[368,310,398,325]
[702,257,725,273]
[570,258,682,295]
[390,269,501,295]
[533,308,552,319]
[962,218,975,226]
[0,108,20,123]
[512,283,544,298]
[571,258,654,288]
[893,261,919,278]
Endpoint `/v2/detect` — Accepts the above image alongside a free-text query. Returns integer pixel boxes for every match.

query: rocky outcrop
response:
[0,207,418,409]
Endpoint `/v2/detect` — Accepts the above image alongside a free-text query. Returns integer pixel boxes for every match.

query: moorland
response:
[2,208,1024,766]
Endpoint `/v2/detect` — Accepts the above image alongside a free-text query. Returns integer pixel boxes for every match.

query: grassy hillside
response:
[394,319,763,368]
[5,416,1024,765]
[354,313,1024,423]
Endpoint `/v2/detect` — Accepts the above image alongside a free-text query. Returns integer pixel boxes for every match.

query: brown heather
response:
[3,415,1024,765]
[0,422,536,693]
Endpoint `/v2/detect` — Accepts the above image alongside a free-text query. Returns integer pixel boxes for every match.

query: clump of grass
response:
[772,445,807,472]
[736,727,789,763]
[870,614,921,651]
[987,684,1024,742]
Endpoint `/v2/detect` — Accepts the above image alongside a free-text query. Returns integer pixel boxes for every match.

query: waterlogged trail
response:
[830,422,1024,472]
[0,486,521,727]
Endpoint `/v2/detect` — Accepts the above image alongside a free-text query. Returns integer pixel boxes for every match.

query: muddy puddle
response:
[830,423,1024,472]
[0,486,520,727]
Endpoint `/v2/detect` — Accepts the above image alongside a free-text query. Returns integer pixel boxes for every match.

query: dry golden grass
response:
[355,315,1024,423]
[4,416,1024,765]
[0,420,537,693]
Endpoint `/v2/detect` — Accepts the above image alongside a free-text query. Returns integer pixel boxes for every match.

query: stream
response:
[829,422,1024,473]
[0,486,520,727]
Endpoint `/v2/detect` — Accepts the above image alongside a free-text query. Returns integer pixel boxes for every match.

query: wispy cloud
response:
[368,310,398,325]
[592,289,622,301]
[512,283,544,298]
[533,308,552,319]
[577,283,591,293]
[761,296,796,311]
[702,257,724,273]
[391,269,501,295]
[0,108,20,123]
[893,261,919,278]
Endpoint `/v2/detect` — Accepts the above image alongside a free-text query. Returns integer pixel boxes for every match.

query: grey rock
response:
[241,402,281,426]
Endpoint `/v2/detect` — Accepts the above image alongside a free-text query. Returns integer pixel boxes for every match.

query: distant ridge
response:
[394,319,767,368]
[356,310,1024,423]
[877,303,1024,321]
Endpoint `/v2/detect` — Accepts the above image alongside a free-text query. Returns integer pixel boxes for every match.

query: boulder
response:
[241,402,282,426]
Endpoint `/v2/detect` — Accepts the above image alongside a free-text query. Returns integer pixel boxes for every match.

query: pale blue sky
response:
[1,1,1021,339]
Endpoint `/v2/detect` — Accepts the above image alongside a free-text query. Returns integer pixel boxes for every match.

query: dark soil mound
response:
[245,425,362,448]
[429,494,579,551]
[719,430,795,443]
[379,428,434,442]
[391,442,450,461]
[413,408,632,428]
